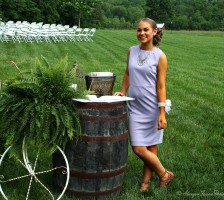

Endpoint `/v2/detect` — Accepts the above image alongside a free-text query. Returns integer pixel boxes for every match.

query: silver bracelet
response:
[158,102,166,107]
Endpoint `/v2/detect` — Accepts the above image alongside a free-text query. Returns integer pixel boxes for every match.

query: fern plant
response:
[0,56,86,157]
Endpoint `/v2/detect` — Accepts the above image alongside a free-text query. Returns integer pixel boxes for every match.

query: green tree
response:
[34,0,60,24]
[111,6,127,19]
[127,6,145,24]
[59,0,102,27]
[171,0,224,30]
[58,1,76,26]
[82,0,103,28]
[100,0,145,28]
[189,10,206,30]
[0,0,41,22]
[173,15,188,30]
[146,0,173,24]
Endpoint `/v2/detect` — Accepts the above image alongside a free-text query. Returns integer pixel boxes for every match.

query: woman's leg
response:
[140,145,157,191]
[132,146,174,188]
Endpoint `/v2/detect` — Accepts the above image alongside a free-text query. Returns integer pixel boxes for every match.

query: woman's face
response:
[137,21,157,44]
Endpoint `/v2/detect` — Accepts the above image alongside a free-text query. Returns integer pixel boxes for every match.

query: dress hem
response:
[130,141,163,147]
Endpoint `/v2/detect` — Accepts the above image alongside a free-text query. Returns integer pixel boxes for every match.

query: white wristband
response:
[158,102,166,107]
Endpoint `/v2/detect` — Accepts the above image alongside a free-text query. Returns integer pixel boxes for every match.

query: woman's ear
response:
[153,28,158,36]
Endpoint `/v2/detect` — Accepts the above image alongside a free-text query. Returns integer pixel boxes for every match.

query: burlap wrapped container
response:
[85,72,116,95]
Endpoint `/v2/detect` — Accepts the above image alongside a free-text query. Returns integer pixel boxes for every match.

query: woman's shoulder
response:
[129,45,139,54]
[155,47,164,54]
[129,45,139,51]
[155,47,166,57]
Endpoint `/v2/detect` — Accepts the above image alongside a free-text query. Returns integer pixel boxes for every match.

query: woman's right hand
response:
[113,92,125,96]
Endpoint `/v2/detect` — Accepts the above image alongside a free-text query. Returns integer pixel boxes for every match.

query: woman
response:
[114,18,174,191]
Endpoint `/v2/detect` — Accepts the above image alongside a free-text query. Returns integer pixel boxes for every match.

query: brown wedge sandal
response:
[159,170,174,188]
[140,182,150,192]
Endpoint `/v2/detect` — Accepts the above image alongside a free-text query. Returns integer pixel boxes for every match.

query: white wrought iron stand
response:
[0,139,70,200]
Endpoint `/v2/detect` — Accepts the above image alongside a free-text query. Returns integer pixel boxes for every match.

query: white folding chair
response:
[37,22,43,28]
[73,28,82,41]
[15,29,28,43]
[86,28,96,42]
[50,24,57,29]
[49,28,60,43]
[72,25,78,30]
[79,28,90,41]
[64,25,70,30]
[65,28,76,42]
[6,21,14,26]
[26,30,42,43]
[37,30,51,43]
[54,30,68,42]
[0,30,4,42]
[42,24,50,29]
[3,29,17,43]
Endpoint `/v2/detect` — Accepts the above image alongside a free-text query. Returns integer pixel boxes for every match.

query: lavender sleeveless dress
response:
[127,45,164,146]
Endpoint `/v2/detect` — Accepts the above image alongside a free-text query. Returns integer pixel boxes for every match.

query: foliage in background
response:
[0,0,223,30]
[58,0,102,27]
[146,0,174,24]
[171,0,224,30]
[0,56,86,158]
[100,0,146,29]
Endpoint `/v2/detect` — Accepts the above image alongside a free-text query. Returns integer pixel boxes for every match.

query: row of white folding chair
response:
[48,28,89,42]
[1,21,74,32]
[52,28,96,42]
[0,27,64,43]
[0,27,95,43]
[0,28,40,43]
[51,27,95,42]
[0,28,52,43]
[6,29,67,43]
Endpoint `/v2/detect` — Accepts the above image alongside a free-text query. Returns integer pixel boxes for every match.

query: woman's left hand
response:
[113,92,125,96]
[158,114,167,130]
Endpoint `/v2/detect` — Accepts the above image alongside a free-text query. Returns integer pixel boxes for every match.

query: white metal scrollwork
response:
[0,141,69,200]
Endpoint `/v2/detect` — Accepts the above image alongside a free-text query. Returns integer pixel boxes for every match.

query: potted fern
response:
[0,56,86,157]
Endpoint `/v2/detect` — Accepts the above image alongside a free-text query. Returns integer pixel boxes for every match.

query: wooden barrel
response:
[53,101,128,199]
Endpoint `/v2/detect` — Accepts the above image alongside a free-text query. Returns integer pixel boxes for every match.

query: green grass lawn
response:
[0,30,224,200]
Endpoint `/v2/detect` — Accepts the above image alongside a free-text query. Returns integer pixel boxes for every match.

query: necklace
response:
[137,49,150,66]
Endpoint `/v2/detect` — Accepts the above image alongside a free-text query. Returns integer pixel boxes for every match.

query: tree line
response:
[0,0,223,30]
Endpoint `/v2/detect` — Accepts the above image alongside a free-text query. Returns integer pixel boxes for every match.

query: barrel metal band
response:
[74,101,126,110]
[70,165,126,179]
[81,132,128,143]
[80,113,127,122]
[58,184,123,197]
